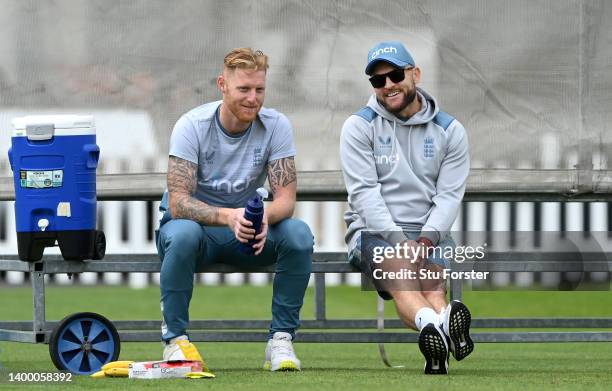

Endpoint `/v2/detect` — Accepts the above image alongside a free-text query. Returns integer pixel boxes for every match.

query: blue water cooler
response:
[8,115,106,262]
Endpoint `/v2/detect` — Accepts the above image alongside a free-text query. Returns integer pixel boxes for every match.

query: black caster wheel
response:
[92,230,106,260]
[49,312,120,375]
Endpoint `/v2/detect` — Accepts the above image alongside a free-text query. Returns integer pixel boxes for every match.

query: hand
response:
[403,239,427,266]
[251,212,269,256]
[227,208,256,244]
[413,241,430,267]
[415,237,434,266]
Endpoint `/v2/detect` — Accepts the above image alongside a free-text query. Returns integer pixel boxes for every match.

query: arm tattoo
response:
[167,156,197,195]
[267,156,297,193]
[167,156,219,224]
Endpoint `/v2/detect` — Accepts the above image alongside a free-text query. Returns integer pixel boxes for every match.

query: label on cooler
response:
[19,170,63,188]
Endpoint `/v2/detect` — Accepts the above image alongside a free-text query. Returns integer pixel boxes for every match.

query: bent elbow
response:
[287,204,296,218]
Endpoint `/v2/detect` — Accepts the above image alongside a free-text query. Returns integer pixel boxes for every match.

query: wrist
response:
[417,237,433,247]
[218,208,234,226]
[416,237,434,256]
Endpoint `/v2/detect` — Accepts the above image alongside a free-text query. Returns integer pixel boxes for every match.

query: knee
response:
[159,219,204,257]
[275,219,314,253]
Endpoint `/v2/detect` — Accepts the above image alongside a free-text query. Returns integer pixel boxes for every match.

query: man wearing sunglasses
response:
[340,41,473,374]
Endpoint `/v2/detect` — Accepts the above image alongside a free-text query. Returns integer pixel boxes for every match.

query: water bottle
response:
[238,187,269,254]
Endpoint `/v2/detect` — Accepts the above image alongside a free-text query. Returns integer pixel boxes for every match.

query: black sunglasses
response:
[368,68,411,88]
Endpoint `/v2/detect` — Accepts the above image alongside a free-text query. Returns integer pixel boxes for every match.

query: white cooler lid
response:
[12,115,95,138]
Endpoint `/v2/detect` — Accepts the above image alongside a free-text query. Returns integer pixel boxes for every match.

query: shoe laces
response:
[271,339,294,357]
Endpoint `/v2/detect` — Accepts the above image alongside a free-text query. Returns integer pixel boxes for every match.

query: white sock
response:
[437,304,448,326]
[415,307,438,331]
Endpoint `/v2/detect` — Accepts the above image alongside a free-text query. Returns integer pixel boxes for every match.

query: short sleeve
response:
[268,113,296,162]
[169,115,199,164]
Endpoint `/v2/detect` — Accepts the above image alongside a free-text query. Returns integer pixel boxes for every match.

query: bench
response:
[1,169,612,360]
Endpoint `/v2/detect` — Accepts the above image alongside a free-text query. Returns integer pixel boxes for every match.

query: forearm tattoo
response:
[267,156,297,193]
[167,156,219,224]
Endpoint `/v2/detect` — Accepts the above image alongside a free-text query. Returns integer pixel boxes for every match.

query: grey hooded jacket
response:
[340,87,470,248]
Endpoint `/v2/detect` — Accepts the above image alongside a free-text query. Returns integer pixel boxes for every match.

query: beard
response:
[228,101,261,123]
[378,87,418,114]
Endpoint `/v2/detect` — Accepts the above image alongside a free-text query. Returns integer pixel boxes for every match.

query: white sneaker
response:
[263,332,301,371]
[162,335,208,370]
[440,301,474,361]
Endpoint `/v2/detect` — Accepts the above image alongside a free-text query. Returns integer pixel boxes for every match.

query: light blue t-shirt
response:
[167,100,296,208]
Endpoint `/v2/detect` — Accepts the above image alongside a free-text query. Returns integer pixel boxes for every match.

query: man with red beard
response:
[156,48,313,372]
[340,41,473,374]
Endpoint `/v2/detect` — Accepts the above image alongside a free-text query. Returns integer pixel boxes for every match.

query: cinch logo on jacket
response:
[375,153,399,166]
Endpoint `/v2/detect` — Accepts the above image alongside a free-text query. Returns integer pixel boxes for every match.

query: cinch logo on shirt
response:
[371,46,397,60]
[212,176,257,193]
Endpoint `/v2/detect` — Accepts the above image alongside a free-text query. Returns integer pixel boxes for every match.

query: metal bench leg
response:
[450,269,463,301]
[31,263,46,343]
[376,296,404,368]
[314,274,326,321]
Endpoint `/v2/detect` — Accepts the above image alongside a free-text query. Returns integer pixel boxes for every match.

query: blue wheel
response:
[49,312,120,375]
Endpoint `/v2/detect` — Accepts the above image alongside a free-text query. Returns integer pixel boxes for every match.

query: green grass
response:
[1,285,612,390]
